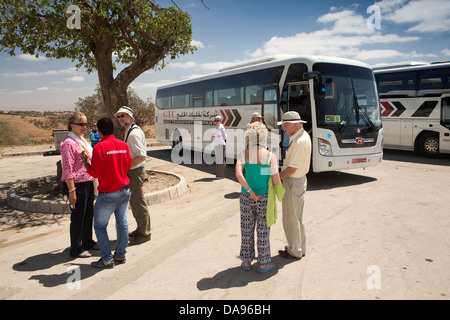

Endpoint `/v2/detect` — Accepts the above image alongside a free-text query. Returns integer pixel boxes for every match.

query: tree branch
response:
[201,0,210,10]
[170,0,183,12]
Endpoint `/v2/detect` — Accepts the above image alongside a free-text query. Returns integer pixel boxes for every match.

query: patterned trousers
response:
[239,193,271,265]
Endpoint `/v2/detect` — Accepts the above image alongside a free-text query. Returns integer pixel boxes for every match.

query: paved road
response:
[0,147,449,300]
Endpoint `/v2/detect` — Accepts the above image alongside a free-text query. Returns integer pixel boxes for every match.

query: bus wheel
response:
[418,132,439,157]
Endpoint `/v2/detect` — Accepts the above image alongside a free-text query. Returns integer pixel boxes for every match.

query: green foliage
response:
[0,0,196,73]
[76,85,155,127]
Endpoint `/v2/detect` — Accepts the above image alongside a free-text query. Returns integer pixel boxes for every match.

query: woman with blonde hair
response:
[235,122,280,273]
[60,112,97,257]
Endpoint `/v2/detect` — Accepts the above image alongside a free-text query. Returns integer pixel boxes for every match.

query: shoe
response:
[114,255,126,265]
[91,258,114,269]
[241,262,251,271]
[278,249,303,260]
[258,264,275,274]
[129,229,140,238]
[129,233,151,245]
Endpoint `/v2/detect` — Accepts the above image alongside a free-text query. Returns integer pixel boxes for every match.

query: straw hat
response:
[277,111,306,125]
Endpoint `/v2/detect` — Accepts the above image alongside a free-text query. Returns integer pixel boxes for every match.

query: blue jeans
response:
[94,187,131,261]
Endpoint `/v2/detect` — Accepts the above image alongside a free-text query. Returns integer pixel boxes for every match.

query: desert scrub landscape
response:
[0,110,156,155]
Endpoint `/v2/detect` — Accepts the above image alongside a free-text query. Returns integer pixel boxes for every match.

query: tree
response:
[76,85,155,128]
[0,0,195,131]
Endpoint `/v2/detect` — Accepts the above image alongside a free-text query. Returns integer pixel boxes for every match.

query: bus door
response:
[287,81,312,132]
[279,81,312,159]
[440,95,450,153]
[261,86,282,157]
[261,86,281,130]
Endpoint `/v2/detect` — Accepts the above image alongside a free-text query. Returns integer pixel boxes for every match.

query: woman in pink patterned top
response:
[60,112,98,258]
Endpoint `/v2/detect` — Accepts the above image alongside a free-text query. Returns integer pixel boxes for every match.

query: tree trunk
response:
[91,34,169,139]
[92,36,128,138]
[101,81,129,138]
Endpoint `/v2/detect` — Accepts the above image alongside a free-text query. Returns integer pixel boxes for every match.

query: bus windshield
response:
[313,63,381,133]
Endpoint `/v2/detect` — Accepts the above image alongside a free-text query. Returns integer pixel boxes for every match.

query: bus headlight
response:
[318,138,333,156]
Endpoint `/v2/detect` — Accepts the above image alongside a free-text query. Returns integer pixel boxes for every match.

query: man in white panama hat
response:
[250,112,262,124]
[277,111,311,260]
[115,106,151,245]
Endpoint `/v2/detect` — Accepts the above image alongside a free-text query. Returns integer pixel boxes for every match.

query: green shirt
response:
[241,151,272,195]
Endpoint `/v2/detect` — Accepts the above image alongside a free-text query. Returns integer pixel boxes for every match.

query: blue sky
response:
[1,0,450,111]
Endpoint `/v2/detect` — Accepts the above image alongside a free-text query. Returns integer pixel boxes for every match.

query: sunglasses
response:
[116,114,127,118]
[73,123,87,127]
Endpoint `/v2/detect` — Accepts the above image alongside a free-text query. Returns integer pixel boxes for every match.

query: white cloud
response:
[199,61,237,71]
[442,49,450,56]
[377,0,450,32]
[375,0,409,13]
[354,49,436,61]
[317,9,370,35]
[131,79,174,90]
[166,60,240,72]
[3,67,78,78]
[191,40,205,49]
[250,30,418,60]
[0,89,34,95]
[249,6,422,62]
[66,76,85,82]
[168,61,198,69]
[16,54,47,61]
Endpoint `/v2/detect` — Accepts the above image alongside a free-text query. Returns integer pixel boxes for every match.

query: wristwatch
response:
[246,188,252,193]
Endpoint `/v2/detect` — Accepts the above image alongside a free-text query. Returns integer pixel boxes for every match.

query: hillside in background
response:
[0,111,155,148]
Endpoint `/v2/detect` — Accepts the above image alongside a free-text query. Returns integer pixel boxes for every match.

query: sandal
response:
[78,251,92,258]
[258,263,275,274]
[241,262,251,271]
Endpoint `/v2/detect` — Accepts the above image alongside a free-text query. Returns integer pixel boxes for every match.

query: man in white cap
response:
[115,106,151,245]
[250,112,262,124]
[277,111,311,260]
[212,115,227,178]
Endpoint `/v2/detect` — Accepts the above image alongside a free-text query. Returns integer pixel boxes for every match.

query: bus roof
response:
[156,55,372,90]
[373,61,450,73]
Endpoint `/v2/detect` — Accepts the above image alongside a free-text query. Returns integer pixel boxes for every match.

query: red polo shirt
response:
[87,135,132,193]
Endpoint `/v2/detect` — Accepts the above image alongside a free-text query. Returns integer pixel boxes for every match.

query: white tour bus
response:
[155,55,383,172]
[374,62,450,157]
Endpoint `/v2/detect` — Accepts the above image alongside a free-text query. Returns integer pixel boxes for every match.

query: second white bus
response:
[374,62,450,157]
[155,55,383,172]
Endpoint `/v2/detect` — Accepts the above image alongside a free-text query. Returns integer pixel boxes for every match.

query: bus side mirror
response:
[303,71,322,82]
[303,71,326,99]
[315,82,326,99]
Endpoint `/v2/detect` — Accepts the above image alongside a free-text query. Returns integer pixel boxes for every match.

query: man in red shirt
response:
[84,117,132,269]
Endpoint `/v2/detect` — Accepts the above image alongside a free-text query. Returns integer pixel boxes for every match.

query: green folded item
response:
[266,176,285,228]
